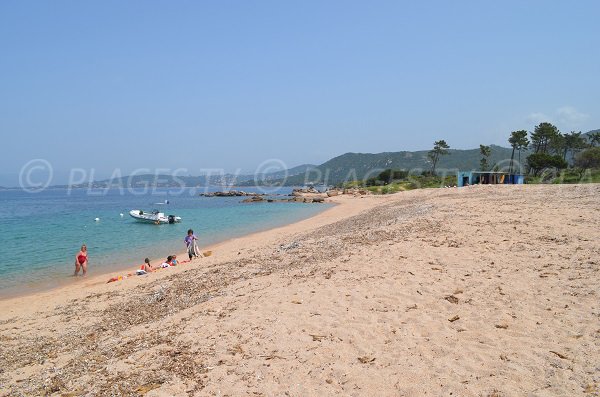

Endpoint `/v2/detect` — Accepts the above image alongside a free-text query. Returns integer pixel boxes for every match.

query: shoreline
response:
[0,195,372,320]
[0,201,338,302]
[2,184,598,396]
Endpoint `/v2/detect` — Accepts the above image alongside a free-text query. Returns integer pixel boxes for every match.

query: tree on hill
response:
[427,140,450,175]
[562,131,587,163]
[549,132,565,157]
[588,131,600,147]
[508,130,529,173]
[479,145,491,171]
[530,122,560,154]
[365,169,408,186]
[574,147,600,170]
[526,152,568,176]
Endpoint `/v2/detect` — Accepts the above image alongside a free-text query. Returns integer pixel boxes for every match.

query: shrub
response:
[574,147,600,170]
[365,169,408,186]
[526,153,568,175]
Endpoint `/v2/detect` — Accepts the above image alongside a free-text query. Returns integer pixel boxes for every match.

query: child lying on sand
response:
[160,256,174,268]
[136,258,153,275]
[107,254,197,283]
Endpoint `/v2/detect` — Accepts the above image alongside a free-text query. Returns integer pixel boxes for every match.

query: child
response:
[184,229,199,260]
[160,255,173,268]
[141,258,153,273]
[171,255,178,266]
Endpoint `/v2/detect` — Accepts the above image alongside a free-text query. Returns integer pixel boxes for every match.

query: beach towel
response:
[188,240,201,258]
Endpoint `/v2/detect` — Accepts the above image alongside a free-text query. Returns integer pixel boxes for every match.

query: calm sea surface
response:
[0,187,331,296]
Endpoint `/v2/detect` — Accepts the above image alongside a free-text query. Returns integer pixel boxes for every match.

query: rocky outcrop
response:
[200,190,264,197]
[241,196,265,203]
[291,187,320,196]
[289,187,330,203]
[202,188,336,204]
[242,195,327,204]
[216,186,371,204]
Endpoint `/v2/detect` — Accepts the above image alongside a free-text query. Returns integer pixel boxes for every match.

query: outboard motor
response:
[168,215,175,224]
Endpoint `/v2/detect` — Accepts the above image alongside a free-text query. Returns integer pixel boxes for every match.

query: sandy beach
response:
[1,184,598,396]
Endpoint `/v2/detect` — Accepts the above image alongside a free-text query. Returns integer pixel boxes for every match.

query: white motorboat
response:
[129,209,181,224]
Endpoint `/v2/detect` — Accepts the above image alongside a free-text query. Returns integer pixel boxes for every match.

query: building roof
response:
[459,171,524,175]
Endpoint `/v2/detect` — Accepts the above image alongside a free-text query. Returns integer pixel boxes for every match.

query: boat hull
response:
[129,210,181,224]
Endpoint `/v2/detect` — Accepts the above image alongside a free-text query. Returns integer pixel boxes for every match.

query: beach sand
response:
[1,184,598,396]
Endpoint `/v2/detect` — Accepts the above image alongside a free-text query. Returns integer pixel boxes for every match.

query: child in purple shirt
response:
[185,229,199,260]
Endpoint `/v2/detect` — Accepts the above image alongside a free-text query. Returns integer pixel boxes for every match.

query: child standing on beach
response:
[185,229,199,260]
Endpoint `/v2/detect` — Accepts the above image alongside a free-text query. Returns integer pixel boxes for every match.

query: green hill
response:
[60,128,599,189]
[277,145,517,186]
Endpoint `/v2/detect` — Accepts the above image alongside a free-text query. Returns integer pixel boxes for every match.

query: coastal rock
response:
[241,196,265,203]
[228,191,328,204]
[291,187,320,196]
[200,190,264,197]
[290,188,329,202]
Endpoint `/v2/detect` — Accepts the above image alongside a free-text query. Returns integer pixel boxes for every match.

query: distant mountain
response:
[251,164,317,182]
[62,164,317,189]
[273,145,517,186]
[237,164,317,186]
[43,129,600,190]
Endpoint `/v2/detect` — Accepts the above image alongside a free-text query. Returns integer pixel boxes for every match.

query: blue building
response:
[457,171,524,187]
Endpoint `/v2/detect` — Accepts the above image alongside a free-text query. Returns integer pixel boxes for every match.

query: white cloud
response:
[526,106,589,129]
[526,112,552,124]
[556,106,589,126]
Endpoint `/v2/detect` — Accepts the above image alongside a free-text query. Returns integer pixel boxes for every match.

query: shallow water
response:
[0,187,331,295]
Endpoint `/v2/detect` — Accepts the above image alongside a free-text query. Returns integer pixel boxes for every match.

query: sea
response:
[0,187,331,297]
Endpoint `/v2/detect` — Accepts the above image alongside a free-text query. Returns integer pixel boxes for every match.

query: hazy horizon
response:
[1,1,599,186]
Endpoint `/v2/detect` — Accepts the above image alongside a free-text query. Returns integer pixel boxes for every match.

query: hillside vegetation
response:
[277,145,515,186]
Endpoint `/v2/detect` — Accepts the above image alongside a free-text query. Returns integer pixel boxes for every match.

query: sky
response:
[0,0,599,186]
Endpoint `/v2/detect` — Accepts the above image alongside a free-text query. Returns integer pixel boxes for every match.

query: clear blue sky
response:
[1,0,598,185]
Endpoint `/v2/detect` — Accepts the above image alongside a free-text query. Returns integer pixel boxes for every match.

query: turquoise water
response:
[0,188,331,295]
